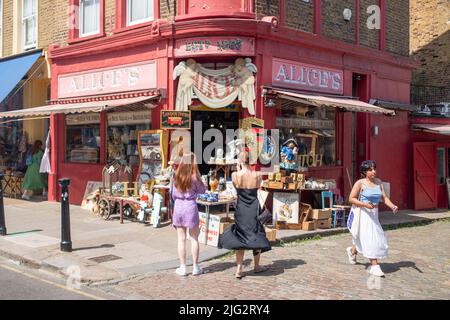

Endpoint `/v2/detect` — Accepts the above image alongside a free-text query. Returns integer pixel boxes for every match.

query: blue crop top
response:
[360,184,383,205]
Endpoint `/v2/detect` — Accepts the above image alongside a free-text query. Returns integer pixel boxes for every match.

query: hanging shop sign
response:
[173,58,257,115]
[58,61,157,99]
[276,117,335,130]
[161,110,191,130]
[66,113,101,125]
[107,110,151,126]
[272,58,343,95]
[174,37,255,58]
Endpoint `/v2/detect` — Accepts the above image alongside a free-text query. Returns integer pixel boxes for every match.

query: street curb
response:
[0,215,448,285]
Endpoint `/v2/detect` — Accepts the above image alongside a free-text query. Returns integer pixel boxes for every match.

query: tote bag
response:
[347,205,361,238]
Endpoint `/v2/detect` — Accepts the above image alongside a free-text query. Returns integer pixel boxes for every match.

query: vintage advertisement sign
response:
[272,58,344,95]
[161,111,191,129]
[107,110,151,126]
[58,61,157,99]
[175,37,255,58]
[198,212,221,247]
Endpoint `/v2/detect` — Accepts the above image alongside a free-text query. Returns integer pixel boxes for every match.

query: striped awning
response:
[266,87,396,116]
[0,95,159,119]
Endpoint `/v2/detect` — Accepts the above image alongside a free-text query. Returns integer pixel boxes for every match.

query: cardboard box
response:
[302,221,316,231]
[219,217,234,234]
[312,209,332,220]
[315,218,332,229]
[265,227,277,242]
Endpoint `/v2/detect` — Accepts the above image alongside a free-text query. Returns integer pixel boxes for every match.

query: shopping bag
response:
[347,206,361,238]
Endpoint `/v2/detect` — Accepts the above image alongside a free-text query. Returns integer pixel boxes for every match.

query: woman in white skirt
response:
[346,160,398,277]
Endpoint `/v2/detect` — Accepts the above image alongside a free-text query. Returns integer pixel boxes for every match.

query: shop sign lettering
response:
[107,111,151,126]
[272,58,343,95]
[175,37,255,57]
[66,113,100,125]
[276,117,335,130]
[58,61,157,99]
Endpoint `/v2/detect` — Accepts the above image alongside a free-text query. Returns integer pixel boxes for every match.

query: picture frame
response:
[137,130,169,187]
[273,192,300,224]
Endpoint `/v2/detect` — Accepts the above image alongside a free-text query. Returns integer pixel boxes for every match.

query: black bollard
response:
[0,174,7,236]
[59,178,72,252]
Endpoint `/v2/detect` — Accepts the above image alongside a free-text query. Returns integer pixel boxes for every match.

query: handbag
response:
[258,205,272,225]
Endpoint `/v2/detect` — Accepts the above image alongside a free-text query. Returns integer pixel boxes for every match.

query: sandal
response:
[253,266,269,273]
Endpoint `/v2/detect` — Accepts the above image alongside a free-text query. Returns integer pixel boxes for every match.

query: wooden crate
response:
[312,209,332,220]
[302,221,316,231]
[275,221,303,230]
[315,218,332,229]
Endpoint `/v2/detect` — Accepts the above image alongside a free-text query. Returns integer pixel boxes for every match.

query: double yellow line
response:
[0,263,105,300]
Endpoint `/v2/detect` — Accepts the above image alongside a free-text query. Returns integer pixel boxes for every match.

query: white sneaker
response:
[175,266,187,276]
[369,265,385,277]
[192,265,204,276]
[22,194,30,200]
[346,247,357,265]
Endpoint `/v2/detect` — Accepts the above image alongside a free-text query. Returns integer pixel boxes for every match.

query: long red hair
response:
[174,153,201,193]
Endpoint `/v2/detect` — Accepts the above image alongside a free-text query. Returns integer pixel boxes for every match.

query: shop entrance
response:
[190,109,240,175]
[413,142,437,210]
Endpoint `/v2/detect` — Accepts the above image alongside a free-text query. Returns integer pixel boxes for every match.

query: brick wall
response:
[105,0,115,35]
[255,0,279,20]
[410,0,450,88]
[284,0,313,33]
[160,0,176,20]
[322,0,355,44]
[359,0,379,49]
[2,0,14,56]
[38,0,68,48]
[385,0,409,56]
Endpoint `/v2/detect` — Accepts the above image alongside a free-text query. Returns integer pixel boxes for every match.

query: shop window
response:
[437,148,445,185]
[65,113,101,164]
[127,0,154,26]
[22,0,37,50]
[80,0,100,37]
[276,100,336,169]
[106,110,151,166]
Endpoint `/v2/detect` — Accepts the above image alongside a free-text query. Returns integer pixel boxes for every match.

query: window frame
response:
[79,0,101,38]
[68,0,105,44]
[115,0,159,33]
[126,0,154,27]
[21,0,37,51]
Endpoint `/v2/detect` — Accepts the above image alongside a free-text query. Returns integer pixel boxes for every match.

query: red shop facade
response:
[44,2,416,208]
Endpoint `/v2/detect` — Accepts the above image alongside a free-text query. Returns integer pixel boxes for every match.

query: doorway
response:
[190,110,240,175]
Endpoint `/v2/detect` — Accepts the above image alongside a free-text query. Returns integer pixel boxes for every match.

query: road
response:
[0,258,108,300]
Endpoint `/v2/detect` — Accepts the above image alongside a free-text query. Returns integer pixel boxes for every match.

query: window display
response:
[65,113,100,164]
[107,111,151,166]
[276,101,336,168]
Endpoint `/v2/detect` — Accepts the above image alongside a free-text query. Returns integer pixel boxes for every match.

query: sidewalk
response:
[0,197,448,285]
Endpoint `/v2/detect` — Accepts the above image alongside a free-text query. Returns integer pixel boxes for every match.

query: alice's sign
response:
[58,61,157,99]
[161,111,191,129]
[175,37,255,57]
[272,58,343,95]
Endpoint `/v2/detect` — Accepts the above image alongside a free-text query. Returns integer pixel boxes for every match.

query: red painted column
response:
[313,0,322,35]
[100,111,106,164]
[48,113,58,202]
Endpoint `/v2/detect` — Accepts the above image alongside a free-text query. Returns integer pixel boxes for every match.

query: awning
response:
[0,50,42,103]
[411,124,450,135]
[369,99,418,112]
[0,95,159,119]
[266,88,396,116]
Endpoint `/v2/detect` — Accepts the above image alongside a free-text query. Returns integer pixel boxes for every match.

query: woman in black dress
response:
[218,150,271,278]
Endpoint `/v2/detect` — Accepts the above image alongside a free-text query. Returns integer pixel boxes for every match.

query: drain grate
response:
[88,254,122,263]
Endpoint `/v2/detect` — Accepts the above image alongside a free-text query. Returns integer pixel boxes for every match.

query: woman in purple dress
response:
[171,153,206,276]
